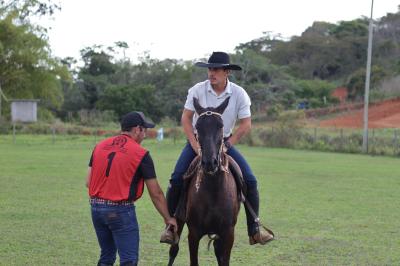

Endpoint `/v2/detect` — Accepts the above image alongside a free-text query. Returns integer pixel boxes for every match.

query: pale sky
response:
[39,0,399,62]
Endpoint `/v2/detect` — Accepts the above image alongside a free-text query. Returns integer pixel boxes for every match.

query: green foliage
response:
[77,46,116,109]
[346,65,387,100]
[37,106,55,122]
[97,84,162,121]
[251,110,306,147]
[266,103,283,120]
[329,19,369,39]
[236,16,395,84]
[0,0,61,20]
[294,79,336,107]
[255,126,400,156]
[60,82,87,115]
[232,49,299,110]
[3,3,400,124]
[80,47,116,76]
[0,3,70,116]
[158,116,179,128]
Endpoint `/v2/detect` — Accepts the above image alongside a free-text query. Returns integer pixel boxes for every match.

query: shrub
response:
[164,127,184,143]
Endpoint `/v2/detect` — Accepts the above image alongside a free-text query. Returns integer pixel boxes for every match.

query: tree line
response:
[1,0,399,124]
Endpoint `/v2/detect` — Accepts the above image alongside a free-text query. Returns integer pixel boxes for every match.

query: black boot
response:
[245,184,260,237]
[160,182,182,245]
[245,185,274,245]
[166,181,182,217]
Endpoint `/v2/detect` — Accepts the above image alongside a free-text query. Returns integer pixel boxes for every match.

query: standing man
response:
[161,52,273,245]
[87,111,177,266]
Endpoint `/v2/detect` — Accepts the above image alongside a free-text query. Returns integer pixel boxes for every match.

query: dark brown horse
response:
[168,97,240,266]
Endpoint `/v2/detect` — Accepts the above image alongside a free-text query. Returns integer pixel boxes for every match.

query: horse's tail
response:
[207,234,220,251]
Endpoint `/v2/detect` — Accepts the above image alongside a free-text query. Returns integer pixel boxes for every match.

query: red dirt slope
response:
[319,98,400,128]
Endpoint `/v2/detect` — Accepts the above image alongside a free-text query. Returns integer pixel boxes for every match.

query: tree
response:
[0,0,60,20]
[346,65,387,100]
[97,84,162,122]
[0,6,70,114]
[78,46,116,109]
[293,79,336,108]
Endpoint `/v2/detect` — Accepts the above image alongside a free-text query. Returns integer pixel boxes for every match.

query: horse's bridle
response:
[196,110,225,175]
[197,110,222,119]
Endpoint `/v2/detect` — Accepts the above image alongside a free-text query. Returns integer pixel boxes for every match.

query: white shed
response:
[11,99,39,123]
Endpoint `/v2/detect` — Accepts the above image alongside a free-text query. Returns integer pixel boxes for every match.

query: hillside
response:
[318,98,400,128]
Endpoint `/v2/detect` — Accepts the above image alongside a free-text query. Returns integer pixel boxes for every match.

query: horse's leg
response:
[168,219,185,266]
[188,228,201,266]
[213,238,223,265]
[214,227,235,266]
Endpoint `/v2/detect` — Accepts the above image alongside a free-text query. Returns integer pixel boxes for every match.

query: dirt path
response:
[318,98,400,128]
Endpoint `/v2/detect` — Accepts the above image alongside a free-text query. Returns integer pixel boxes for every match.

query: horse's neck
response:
[202,171,226,198]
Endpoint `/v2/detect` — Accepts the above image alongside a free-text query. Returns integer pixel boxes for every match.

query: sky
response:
[39,0,399,62]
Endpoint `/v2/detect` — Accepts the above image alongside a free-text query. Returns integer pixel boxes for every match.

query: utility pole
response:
[362,0,374,153]
[0,83,3,120]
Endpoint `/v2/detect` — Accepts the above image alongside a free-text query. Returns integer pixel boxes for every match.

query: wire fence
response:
[0,121,185,146]
[1,119,399,157]
[242,126,400,157]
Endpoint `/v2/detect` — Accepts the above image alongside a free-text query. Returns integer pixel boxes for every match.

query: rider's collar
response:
[207,79,232,97]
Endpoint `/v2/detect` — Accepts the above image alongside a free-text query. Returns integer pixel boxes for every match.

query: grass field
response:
[0,135,399,265]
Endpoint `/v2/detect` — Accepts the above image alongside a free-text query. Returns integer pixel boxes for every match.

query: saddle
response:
[175,153,246,221]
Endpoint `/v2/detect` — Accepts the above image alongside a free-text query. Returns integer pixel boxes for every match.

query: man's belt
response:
[89,197,134,206]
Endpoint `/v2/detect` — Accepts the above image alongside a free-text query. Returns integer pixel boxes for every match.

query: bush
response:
[266,104,283,120]
[76,109,117,126]
[37,108,56,123]
[164,127,184,143]
[159,116,179,128]
[0,118,11,134]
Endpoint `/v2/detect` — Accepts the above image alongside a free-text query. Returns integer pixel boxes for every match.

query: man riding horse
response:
[161,51,274,245]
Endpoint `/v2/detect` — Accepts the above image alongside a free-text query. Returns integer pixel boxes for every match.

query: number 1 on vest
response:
[106,152,116,177]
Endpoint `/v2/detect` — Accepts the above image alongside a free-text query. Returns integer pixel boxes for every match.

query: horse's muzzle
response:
[201,156,219,174]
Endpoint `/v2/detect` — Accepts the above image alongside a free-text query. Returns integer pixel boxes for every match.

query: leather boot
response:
[245,185,274,245]
[160,182,181,245]
[166,182,182,216]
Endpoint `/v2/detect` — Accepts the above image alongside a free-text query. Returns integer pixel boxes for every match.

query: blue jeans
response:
[170,142,258,189]
[91,203,139,265]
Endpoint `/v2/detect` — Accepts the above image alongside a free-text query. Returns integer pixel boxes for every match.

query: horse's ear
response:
[215,97,230,114]
[193,97,205,114]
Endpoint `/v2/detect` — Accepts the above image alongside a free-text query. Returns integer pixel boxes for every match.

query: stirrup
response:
[160,228,179,245]
[249,224,274,245]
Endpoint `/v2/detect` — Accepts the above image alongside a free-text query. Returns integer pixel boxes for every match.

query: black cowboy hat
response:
[195,52,242,71]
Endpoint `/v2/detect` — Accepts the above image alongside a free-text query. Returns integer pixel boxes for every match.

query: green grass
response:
[1,135,399,265]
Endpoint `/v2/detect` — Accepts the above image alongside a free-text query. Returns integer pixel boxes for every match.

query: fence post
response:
[314,128,317,144]
[12,123,16,144]
[371,128,375,153]
[340,128,344,150]
[93,128,97,145]
[52,127,56,144]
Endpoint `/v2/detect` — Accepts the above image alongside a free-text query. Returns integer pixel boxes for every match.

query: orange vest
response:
[89,134,147,201]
